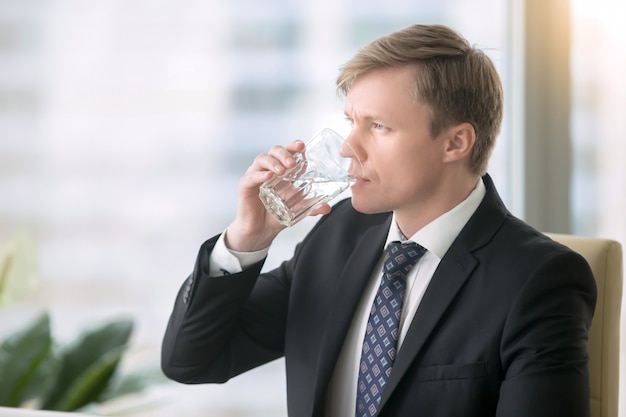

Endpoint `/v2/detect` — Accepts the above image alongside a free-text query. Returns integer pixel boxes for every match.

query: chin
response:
[350,196,389,215]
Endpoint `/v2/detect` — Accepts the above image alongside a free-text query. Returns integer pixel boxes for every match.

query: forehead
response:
[343,66,422,118]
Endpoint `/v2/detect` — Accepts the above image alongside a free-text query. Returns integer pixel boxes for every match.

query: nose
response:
[340,132,364,177]
[340,131,365,163]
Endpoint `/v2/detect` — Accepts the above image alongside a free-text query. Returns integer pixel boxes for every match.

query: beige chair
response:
[546,233,623,417]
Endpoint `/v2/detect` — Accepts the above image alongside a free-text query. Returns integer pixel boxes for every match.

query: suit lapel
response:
[379,241,478,407]
[308,175,508,414]
[378,174,509,409]
[311,217,392,414]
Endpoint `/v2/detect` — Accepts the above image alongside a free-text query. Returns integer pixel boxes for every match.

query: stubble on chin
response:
[350,195,390,215]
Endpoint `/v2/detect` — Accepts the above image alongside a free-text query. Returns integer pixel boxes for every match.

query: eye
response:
[344,117,354,127]
[372,122,386,131]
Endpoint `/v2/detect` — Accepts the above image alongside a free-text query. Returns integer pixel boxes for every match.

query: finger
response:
[241,167,274,188]
[250,152,288,175]
[285,140,305,154]
[267,145,299,170]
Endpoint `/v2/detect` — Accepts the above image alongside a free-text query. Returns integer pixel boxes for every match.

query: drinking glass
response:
[259,128,362,226]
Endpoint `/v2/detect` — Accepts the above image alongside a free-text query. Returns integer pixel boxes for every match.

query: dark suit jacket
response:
[162,175,597,417]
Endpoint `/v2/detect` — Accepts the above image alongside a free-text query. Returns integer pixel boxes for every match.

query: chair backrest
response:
[546,233,623,417]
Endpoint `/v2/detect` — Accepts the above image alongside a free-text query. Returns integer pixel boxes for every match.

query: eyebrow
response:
[343,107,382,122]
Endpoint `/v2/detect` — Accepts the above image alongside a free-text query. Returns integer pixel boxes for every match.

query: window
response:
[0,1,511,415]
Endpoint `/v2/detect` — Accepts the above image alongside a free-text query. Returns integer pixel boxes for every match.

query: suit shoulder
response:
[485,215,593,277]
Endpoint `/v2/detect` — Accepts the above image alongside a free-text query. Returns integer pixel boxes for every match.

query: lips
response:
[350,175,369,185]
[348,170,366,181]
[348,164,365,181]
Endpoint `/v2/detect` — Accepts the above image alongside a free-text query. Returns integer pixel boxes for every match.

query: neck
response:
[395,174,480,238]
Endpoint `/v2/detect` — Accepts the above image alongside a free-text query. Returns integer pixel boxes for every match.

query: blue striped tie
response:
[355,240,426,417]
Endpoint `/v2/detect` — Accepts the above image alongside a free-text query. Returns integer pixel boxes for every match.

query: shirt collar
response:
[386,178,486,260]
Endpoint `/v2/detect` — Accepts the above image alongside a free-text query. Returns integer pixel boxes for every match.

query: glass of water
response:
[259,128,362,226]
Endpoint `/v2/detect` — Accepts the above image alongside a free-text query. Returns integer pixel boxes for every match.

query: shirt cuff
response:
[208,231,269,276]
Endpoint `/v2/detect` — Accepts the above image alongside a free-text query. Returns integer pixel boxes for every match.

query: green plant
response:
[0,313,166,411]
[0,313,56,407]
[0,311,163,412]
[1,235,168,414]
[0,232,38,307]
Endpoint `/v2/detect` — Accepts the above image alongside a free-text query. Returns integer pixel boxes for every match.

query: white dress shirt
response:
[325,179,485,416]
[209,179,486,416]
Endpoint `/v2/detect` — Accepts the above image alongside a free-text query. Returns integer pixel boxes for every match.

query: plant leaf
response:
[100,365,170,402]
[52,345,126,411]
[0,313,57,407]
[0,233,38,306]
[42,318,133,410]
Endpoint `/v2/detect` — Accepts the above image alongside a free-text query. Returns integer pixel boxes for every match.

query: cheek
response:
[379,150,419,179]
[380,147,441,192]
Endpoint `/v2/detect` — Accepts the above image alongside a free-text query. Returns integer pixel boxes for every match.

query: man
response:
[161,24,596,417]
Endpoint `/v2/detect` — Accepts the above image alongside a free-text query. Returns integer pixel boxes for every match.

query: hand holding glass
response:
[259,128,362,226]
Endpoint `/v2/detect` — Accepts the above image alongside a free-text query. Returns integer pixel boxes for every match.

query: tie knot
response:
[383,241,426,279]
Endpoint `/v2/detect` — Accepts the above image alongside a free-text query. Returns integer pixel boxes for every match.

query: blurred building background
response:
[0,0,624,415]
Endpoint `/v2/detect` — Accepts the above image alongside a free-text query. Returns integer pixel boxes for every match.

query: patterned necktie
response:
[355,240,426,417]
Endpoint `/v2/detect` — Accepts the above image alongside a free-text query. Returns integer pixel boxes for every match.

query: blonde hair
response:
[337,24,503,175]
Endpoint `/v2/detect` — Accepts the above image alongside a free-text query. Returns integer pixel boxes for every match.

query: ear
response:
[442,122,476,164]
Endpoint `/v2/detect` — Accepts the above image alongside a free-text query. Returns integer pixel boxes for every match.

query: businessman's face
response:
[343,65,456,219]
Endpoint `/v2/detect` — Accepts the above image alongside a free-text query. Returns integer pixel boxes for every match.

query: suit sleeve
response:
[496,249,597,417]
[161,234,292,384]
